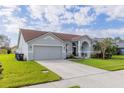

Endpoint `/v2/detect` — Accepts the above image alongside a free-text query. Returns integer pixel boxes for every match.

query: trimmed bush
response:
[91,53,97,58]
[67,54,76,59]
[7,48,11,54]
[91,53,112,59]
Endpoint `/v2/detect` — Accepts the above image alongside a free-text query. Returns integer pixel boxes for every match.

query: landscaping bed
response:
[71,55,124,71]
[0,54,61,88]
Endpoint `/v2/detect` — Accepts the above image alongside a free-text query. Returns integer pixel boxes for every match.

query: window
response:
[29,45,32,50]
[66,44,68,53]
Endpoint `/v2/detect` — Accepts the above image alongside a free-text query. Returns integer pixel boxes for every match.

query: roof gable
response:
[21,29,47,42]
[20,29,82,42]
[27,32,64,43]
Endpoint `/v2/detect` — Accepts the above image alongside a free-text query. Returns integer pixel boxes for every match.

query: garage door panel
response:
[34,46,62,60]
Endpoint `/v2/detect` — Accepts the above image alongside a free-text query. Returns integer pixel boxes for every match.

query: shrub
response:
[91,53,97,58]
[7,48,11,54]
[91,53,112,59]
[67,54,76,59]
[0,49,7,54]
[0,62,3,79]
[105,53,112,59]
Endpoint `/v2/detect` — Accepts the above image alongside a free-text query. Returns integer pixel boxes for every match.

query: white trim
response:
[17,31,21,48]
[32,44,63,54]
[43,35,55,40]
[79,35,92,43]
[78,41,81,57]
[33,44,63,47]
[28,44,63,53]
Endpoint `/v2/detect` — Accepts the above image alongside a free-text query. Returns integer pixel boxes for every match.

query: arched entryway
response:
[81,41,90,58]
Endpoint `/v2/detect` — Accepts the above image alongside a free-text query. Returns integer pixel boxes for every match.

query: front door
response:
[73,47,76,56]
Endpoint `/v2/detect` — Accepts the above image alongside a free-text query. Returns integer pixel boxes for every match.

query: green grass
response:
[0,54,61,88]
[72,55,124,71]
[69,85,80,88]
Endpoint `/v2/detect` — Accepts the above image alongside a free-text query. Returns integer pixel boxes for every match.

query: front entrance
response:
[72,42,77,56]
[73,47,76,56]
[81,41,90,58]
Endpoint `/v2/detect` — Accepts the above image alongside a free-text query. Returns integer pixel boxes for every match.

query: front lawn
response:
[72,55,124,71]
[0,54,61,88]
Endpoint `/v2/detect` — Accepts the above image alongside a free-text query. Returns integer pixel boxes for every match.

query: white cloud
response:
[93,5,124,21]
[0,6,20,16]
[74,7,95,25]
[0,6,26,33]
[102,28,124,37]
[65,5,80,10]
[44,6,65,25]
[28,5,46,19]
[75,28,124,39]
[28,5,66,31]
[4,17,26,33]
[60,6,96,25]
[28,5,124,27]
[28,5,65,25]
[1,5,124,47]
[59,10,74,24]
[27,5,124,37]
[28,5,96,27]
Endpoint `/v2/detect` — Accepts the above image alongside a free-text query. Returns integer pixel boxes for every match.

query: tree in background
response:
[96,38,112,59]
[0,35,10,48]
[114,37,121,42]
[106,45,118,55]
[7,48,11,54]
[0,35,10,54]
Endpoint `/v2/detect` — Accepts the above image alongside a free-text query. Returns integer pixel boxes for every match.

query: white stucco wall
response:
[78,36,92,58]
[17,33,28,60]
[65,41,73,57]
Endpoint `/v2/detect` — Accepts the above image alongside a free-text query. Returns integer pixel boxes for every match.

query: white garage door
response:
[34,46,63,60]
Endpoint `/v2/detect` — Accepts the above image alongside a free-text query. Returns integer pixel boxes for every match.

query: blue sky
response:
[0,5,124,46]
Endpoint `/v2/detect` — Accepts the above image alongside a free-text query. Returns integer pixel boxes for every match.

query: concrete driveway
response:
[37,60,108,79]
[25,70,124,88]
[24,60,124,88]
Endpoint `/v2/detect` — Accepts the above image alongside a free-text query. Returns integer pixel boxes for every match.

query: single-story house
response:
[116,40,124,54]
[17,29,94,60]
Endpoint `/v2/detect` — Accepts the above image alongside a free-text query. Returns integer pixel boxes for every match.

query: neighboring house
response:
[116,40,124,54]
[11,46,17,53]
[17,29,94,60]
[93,38,105,42]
